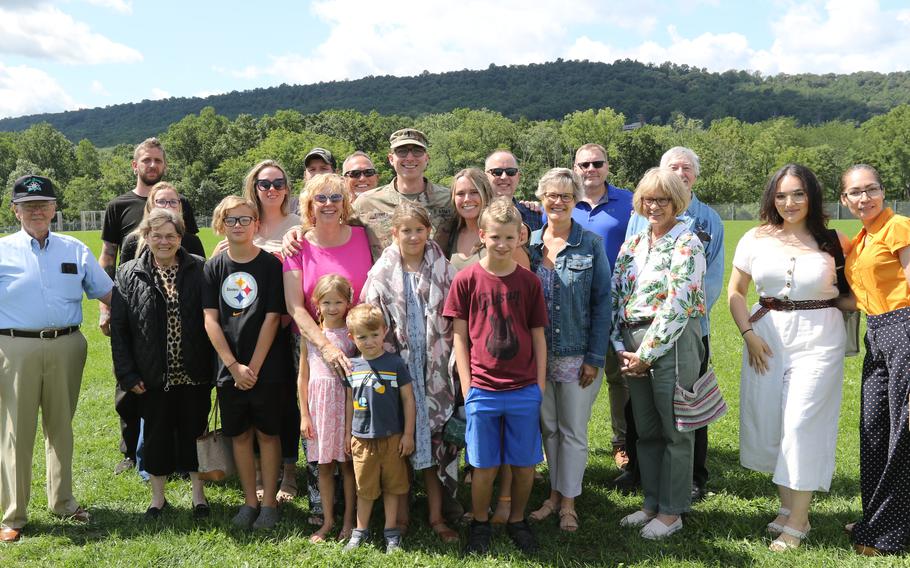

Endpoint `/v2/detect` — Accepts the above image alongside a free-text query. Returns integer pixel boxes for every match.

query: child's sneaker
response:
[463,519,492,556]
[506,519,539,554]
[344,528,370,552]
[384,527,402,553]
[231,505,258,529]
[252,505,279,530]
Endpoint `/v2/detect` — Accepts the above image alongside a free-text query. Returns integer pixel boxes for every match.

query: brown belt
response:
[620,319,654,330]
[748,297,837,323]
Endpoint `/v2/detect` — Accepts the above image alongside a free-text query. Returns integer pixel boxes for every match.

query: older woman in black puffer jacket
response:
[111,208,214,519]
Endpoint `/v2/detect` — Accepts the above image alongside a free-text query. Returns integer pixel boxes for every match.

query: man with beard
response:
[98,137,200,475]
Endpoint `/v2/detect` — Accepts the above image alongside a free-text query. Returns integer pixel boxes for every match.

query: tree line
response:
[3,103,910,228]
[3,60,910,148]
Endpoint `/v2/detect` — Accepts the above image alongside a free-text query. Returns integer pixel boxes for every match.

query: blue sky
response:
[1,0,908,119]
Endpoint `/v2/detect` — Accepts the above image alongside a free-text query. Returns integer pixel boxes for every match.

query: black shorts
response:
[218,381,283,437]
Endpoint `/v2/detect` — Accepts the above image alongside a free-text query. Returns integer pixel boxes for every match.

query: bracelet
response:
[226,360,238,369]
[741,328,753,337]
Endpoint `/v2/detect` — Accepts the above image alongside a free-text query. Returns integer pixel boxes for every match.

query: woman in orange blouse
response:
[840,164,910,556]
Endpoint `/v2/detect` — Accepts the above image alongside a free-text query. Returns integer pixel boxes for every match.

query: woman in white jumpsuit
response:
[728,164,849,552]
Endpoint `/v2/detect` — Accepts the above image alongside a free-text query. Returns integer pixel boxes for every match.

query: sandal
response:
[769,523,810,552]
[559,508,579,532]
[844,522,856,535]
[766,507,791,535]
[337,526,353,541]
[431,520,459,544]
[309,530,329,544]
[491,496,511,524]
[529,499,557,522]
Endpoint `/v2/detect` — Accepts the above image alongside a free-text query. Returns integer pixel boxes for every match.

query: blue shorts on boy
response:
[465,383,544,468]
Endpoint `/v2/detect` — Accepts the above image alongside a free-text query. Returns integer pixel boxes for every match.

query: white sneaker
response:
[640,517,682,540]
[619,510,655,528]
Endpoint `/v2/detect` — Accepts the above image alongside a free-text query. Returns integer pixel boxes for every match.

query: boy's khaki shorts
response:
[350,433,410,500]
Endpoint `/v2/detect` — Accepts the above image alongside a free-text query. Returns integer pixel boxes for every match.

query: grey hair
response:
[660,146,700,178]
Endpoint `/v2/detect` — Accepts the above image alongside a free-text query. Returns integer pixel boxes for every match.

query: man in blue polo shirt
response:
[621,147,725,501]
[0,175,113,543]
[570,143,634,472]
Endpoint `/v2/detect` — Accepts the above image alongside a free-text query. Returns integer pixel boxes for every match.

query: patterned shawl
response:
[362,239,460,495]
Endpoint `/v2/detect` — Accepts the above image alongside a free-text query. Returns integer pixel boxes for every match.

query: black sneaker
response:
[384,527,402,554]
[506,519,539,554]
[344,528,370,552]
[464,520,492,556]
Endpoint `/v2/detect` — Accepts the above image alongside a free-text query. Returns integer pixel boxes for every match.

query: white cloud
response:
[0,62,79,119]
[0,4,142,64]
[569,0,910,75]
[222,0,661,84]
[90,79,109,95]
[149,88,170,100]
[83,0,133,14]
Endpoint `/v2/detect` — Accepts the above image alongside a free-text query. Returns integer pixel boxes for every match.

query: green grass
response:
[5,221,903,567]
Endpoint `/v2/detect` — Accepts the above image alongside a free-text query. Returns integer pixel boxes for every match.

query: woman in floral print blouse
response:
[611,167,707,540]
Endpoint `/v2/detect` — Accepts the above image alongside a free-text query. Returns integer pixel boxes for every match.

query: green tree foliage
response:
[18,122,76,183]
[857,105,910,198]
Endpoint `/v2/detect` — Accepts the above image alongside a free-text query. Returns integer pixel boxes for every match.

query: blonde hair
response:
[136,208,185,255]
[535,168,582,201]
[243,159,292,218]
[478,196,523,231]
[346,303,386,334]
[299,174,353,231]
[450,168,494,233]
[632,167,690,217]
[144,182,183,215]
[311,274,353,324]
[211,195,258,236]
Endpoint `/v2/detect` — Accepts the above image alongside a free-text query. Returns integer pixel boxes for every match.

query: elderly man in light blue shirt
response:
[620,147,724,501]
[0,175,112,543]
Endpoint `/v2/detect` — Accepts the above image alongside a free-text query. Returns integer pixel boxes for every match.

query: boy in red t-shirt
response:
[443,197,548,555]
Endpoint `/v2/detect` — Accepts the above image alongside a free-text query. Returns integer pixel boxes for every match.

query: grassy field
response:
[5,220,904,567]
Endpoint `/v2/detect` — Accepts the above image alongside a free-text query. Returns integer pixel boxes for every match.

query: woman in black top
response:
[119,182,205,263]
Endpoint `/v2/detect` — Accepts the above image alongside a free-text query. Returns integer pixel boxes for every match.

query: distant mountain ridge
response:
[2,59,909,147]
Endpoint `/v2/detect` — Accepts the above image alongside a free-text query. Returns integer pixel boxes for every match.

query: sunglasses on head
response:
[487,167,519,177]
[224,215,255,227]
[576,160,606,169]
[313,193,344,204]
[255,178,288,191]
[344,169,377,179]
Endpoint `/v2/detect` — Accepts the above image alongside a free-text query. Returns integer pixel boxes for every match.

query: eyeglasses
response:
[842,185,883,201]
[344,169,377,179]
[223,216,255,227]
[773,191,807,204]
[19,201,53,211]
[149,233,180,243]
[255,178,288,191]
[544,192,575,203]
[393,146,426,158]
[576,160,606,170]
[313,193,344,204]
[487,167,519,177]
[153,198,179,208]
[642,197,672,207]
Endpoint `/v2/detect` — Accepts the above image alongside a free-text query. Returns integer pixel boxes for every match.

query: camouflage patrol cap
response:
[389,128,428,150]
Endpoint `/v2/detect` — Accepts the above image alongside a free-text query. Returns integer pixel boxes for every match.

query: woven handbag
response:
[196,396,235,481]
[671,345,727,432]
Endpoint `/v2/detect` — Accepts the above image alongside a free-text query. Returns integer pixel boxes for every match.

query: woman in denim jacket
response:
[526,168,612,532]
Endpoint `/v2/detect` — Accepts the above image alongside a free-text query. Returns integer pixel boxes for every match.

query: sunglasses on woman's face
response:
[255,178,288,191]
[313,193,344,204]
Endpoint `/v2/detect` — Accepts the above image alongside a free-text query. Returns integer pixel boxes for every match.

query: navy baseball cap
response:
[12,175,57,203]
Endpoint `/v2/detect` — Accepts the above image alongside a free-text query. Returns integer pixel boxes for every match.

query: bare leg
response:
[149,474,166,509]
[508,465,535,523]
[424,468,446,525]
[340,461,356,537]
[312,463,336,539]
[256,431,281,508]
[776,486,812,546]
[189,472,206,506]
[396,465,413,528]
[356,496,374,530]
[232,429,259,508]
[471,466,498,522]
[383,491,401,530]
[492,465,513,522]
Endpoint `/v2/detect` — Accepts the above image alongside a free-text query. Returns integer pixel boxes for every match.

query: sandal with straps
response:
[766,507,790,535]
[431,520,459,544]
[528,499,557,522]
[769,523,810,552]
[559,508,579,532]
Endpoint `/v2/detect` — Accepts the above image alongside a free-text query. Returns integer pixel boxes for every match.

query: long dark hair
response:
[760,163,836,254]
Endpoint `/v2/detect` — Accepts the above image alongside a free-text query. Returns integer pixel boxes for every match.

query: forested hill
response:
[3,59,910,147]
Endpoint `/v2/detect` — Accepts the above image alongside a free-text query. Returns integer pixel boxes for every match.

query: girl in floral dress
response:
[298,274,357,542]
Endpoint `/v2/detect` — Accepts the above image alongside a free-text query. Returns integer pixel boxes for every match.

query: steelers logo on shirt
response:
[222,271,258,309]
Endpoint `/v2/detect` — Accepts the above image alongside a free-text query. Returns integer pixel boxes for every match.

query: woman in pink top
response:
[283,174,372,376]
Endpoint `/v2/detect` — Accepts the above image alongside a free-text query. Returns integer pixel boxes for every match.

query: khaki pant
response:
[0,332,87,529]
[604,345,628,447]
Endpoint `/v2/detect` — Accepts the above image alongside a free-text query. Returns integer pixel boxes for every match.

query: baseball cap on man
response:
[304,148,336,169]
[389,128,428,150]
[12,175,57,203]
